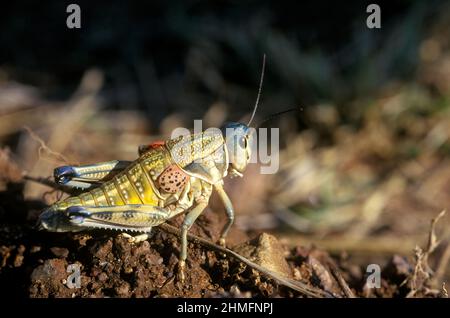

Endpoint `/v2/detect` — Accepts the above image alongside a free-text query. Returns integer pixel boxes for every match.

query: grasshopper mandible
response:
[38,56,267,282]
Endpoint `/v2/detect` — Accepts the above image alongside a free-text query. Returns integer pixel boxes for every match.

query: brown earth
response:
[0,177,445,298]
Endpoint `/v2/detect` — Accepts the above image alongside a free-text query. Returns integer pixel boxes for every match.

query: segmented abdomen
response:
[54,146,173,211]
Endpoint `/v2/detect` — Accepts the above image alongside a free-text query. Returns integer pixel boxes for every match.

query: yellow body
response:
[54,147,170,209]
[49,130,227,227]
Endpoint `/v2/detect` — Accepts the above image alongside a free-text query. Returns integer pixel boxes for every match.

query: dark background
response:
[1,0,445,127]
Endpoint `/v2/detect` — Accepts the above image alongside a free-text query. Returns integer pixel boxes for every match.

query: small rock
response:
[133,240,151,256]
[30,246,41,253]
[91,239,113,259]
[0,246,11,268]
[115,282,130,297]
[124,265,133,274]
[98,272,108,282]
[13,244,26,267]
[391,255,412,276]
[383,254,412,281]
[233,233,293,278]
[30,259,68,283]
[13,255,24,267]
[50,247,69,258]
[74,234,92,246]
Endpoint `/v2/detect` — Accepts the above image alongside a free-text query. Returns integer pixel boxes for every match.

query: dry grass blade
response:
[406,210,446,297]
[426,210,446,259]
[23,126,70,165]
[441,283,448,298]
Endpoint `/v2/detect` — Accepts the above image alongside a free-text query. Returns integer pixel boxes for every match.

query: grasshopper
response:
[38,57,267,282]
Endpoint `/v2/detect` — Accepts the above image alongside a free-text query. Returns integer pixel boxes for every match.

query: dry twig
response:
[327,261,356,298]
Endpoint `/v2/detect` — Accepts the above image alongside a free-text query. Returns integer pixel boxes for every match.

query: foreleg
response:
[214,183,235,247]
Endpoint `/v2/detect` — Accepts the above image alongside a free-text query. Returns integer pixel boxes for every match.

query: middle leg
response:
[178,201,208,282]
[214,183,235,247]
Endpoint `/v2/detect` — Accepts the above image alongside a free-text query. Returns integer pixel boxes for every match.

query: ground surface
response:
[0,175,446,298]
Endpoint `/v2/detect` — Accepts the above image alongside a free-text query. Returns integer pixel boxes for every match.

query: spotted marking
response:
[122,210,135,220]
[157,164,189,194]
[95,212,113,221]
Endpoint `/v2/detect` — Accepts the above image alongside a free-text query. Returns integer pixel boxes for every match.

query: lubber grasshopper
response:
[38,57,267,282]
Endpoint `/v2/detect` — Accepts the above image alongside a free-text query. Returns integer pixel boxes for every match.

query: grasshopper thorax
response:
[221,122,254,178]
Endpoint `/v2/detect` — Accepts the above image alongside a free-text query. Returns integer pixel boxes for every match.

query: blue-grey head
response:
[221,122,254,177]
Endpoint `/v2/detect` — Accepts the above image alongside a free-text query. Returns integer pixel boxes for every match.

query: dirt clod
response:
[234,233,292,279]
[50,247,69,259]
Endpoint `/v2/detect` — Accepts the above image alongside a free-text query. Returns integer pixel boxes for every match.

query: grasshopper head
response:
[222,122,254,177]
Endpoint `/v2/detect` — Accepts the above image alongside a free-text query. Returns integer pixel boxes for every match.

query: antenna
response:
[256,108,300,128]
[247,54,266,127]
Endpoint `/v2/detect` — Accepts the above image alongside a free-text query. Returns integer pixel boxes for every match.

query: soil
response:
[0,178,444,298]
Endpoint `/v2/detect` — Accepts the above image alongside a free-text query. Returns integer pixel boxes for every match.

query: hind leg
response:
[38,204,165,233]
[64,204,167,231]
[54,160,132,189]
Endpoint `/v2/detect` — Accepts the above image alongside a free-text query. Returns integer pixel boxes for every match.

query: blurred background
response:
[1,0,450,270]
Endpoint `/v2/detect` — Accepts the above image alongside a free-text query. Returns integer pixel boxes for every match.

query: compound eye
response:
[239,136,247,148]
